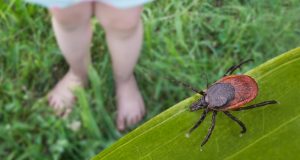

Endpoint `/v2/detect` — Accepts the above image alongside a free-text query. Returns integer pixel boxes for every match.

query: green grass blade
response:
[75,88,103,140]
[88,66,120,138]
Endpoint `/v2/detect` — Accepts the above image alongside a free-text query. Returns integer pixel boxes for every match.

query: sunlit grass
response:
[1,0,300,159]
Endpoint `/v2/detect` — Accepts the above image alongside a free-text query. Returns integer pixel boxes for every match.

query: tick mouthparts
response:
[189,107,196,111]
[189,104,204,112]
[190,107,201,112]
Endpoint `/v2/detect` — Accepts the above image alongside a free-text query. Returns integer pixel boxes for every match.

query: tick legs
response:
[187,108,209,136]
[201,111,217,147]
[234,100,277,111]
[169,78,205,95]
[223,59,253,76]
[223,111,246,133]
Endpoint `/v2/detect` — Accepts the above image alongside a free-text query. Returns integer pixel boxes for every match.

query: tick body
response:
[206,75,258,111]
[175,59,277,146]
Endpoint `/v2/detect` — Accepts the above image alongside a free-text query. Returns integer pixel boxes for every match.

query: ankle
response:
[68,69,88,84]
[115,74,136,89]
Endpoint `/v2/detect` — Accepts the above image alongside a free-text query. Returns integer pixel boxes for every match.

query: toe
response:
[117,115,126,131]
[141,108,146,117]
[48,95,55,107]
[127,114,141,127]
[127,116,135,126]
[132,115,140,126]
[54,105,64,116]
[53,99,64,116]
[62,108,72,118]
[48,99,54,108]
[50,98,59,111]
[135,114,141,123]
[140,101,146,116]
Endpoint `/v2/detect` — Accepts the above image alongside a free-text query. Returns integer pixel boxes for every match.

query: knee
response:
[96,8,142,33]
[49,5,91,31]
[102,17,140,33]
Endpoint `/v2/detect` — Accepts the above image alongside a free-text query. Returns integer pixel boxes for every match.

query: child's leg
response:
[95,3,145,131]
[48,3,93,117]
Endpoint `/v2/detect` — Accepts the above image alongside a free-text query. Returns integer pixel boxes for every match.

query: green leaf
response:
[93,48,300,160]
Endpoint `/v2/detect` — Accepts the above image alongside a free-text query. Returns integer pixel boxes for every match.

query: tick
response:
[175,59,278,146]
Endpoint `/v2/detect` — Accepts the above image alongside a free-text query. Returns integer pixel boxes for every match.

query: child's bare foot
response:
[48,70,86,117]
[116,75,146,131]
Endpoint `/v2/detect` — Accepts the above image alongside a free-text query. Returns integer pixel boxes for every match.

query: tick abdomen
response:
[207,83,235,108]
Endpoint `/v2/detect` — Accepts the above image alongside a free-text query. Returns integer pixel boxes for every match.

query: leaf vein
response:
[224,113,300,160]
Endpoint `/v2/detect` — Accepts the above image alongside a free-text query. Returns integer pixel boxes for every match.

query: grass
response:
[1,0,300,159]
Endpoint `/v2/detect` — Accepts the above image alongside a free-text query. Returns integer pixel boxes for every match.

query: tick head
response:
[190,96,208,111]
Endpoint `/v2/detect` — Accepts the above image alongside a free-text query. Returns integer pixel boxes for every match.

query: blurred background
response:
[1,0,300,159]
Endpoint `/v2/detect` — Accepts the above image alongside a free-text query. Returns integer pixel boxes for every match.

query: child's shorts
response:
[24,0,153,9]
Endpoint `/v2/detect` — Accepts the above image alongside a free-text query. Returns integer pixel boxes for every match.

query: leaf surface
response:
[93,48,300,160]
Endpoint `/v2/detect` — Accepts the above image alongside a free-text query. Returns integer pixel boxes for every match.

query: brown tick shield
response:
[216,75,258,111]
